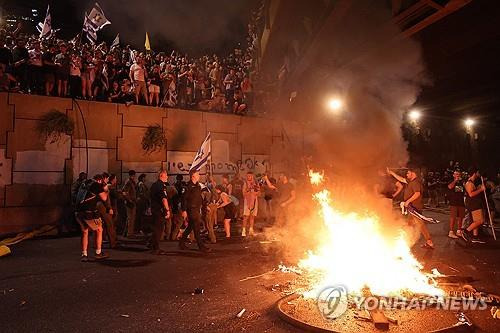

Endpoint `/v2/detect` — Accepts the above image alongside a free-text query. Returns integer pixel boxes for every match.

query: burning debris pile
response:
[297,170,444,299]
[271,171,498,332]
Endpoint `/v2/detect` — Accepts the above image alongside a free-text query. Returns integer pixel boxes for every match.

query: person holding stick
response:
[387,167,434,249]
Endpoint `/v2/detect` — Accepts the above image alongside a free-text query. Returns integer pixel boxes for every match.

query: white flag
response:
[190,132,211,172]
[110,33,120,49]
[87,3,111,30]
[83,3,110,44]
[38,5,51,38]
[83,13,98,44]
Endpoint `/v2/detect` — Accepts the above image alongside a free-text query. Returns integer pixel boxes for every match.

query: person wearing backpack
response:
[75,176,110,262]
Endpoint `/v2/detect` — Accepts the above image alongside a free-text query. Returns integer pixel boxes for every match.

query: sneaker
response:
[421,240,434,249]
[448,231,459,239]
[460,229,471,242]
[456,229,462,237]
[94,252,109,260]
[81,255,89,262]
[241,228,246,237]
[248,228,255,236]
[178,241,189,250]
[471,237,486,244]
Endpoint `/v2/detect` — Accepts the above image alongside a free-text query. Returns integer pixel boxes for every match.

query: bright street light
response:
[327,98,343,112]
[408,110,421,121]
[464,118,475,127]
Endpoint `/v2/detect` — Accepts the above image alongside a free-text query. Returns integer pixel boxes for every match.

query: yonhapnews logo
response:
[316,285,488,321]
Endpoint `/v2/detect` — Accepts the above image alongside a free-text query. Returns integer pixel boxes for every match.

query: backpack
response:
[75,179,97,212]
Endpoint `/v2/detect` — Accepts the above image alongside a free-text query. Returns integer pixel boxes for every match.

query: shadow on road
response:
[96,259,155,268]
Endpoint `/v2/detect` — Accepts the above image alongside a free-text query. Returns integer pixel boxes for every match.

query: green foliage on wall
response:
[141,124,166,154]
[36,110,75,144]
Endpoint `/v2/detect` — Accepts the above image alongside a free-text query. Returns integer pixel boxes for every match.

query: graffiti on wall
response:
[166,151,270,175]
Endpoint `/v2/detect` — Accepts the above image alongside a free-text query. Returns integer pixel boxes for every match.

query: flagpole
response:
[481,176,497,240]
[208,131,212,177]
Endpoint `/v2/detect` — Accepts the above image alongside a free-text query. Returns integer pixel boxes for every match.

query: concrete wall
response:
[0,93,305,235]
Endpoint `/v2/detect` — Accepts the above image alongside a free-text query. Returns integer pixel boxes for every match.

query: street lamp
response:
[464,118,475,128]
[327,98,343,113]
[408,110,421,121]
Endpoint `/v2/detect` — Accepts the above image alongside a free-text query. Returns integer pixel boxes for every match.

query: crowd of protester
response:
[70,169,297,259]
[383,160,500,246]
[68,154,500,260]
[0,17,260,114]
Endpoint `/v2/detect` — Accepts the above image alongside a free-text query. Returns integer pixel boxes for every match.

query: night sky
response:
[415,0,500,124]
[3,0,256,55]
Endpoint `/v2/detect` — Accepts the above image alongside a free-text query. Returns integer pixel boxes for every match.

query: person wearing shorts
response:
[447,170,466,239]
[129,56,149,105]
[74,177,110,262]
[461,167,486,243]
[215,185,237,239]
[241,172,260,237]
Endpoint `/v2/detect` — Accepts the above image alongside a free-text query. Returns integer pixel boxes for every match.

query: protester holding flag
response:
[37,5,52,39]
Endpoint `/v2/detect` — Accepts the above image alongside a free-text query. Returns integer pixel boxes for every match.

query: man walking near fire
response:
[179,170,211,252]
[149,170,171,254]
[388,167,434,249]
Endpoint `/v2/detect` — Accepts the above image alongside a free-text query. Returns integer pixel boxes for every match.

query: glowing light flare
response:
[299,170,444,298]
[408,110,421,121]
[464,118,475,127]
[327,98,343,112]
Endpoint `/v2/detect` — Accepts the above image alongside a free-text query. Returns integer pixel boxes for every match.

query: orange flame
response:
[300,170,443,298]
[308,170,324,186]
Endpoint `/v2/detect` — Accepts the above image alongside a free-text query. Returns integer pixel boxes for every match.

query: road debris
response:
[20,300,26,306]
[491,306,499,319]
[236,308,246,318]
[194,288,204,294]
[120,314,130,318]
[239,270,274,282]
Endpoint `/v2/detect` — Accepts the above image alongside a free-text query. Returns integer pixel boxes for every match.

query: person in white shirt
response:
[129,56,149,105]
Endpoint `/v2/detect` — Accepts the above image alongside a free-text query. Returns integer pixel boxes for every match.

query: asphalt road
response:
[1,210,499,333]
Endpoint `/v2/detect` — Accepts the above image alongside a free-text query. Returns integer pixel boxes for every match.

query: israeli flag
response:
[37,5,51,39]
[190,132,211,172]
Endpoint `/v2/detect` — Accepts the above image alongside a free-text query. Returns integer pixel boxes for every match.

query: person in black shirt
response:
[461,167,486,243]
[149,170,171,254]
[179,170,211,252]
[170,175,186,240]
[0,36,13,69]
[148,64,161,106]
[75,176,110,262]
[263,172,296,227]
[447,170,465,239]
[12,38,29,92]
[42,45,57,96]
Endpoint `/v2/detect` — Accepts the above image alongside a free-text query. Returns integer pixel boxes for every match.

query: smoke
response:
[305,3,428,180]
[95,0,255,54]
[265,2,429,262]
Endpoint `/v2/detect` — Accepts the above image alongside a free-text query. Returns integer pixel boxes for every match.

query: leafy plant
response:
[36,110,74,143]
[142,124,166,154]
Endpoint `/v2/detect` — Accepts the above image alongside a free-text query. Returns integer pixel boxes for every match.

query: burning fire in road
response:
[299,170,444,298]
